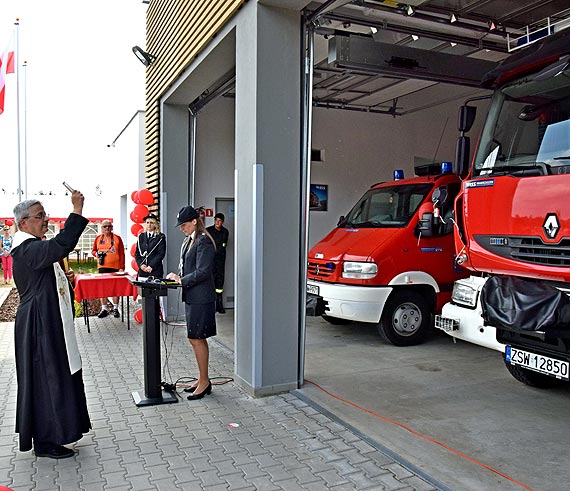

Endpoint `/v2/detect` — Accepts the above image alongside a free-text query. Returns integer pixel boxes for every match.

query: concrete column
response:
[161,104,191,317]
[234,4,301,395]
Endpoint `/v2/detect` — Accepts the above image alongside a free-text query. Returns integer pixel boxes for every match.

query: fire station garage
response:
[155,2,570,490]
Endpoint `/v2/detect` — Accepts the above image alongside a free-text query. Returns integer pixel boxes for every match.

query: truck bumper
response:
[307,280,391,323]
[436,301,504,353]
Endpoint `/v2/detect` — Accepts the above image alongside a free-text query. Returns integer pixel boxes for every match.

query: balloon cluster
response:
[129,189,155,272]
[4,219,14,227]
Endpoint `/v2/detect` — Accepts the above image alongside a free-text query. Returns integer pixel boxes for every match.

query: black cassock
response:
[12,213,91,451]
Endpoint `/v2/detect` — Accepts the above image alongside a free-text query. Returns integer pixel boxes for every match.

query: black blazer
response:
[181,233,216,305]
[135,232,166,278]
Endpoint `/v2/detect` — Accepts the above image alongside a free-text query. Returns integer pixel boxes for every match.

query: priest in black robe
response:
[11,191,91,458]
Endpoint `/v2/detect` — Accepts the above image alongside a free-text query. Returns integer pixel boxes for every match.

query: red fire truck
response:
[306,164,467,346]
[436,27,570,387]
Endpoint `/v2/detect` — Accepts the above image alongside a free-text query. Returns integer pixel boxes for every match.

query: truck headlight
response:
[342,262,378,279]
[452,281,478,307]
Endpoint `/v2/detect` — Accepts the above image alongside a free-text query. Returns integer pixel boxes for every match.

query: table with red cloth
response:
[74,273,138,332]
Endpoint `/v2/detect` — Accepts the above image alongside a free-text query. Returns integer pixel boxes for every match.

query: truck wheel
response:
[503,359,563,389]
[321,315,351,325]
[378,291,431,346]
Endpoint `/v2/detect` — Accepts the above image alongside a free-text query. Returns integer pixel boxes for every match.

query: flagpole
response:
[14,19,22,200]
[23,60,28,200]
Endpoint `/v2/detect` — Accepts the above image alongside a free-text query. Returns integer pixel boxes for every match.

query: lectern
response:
[130,279,180,406]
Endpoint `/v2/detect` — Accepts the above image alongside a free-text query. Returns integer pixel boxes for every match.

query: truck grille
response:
[308,260,336,278]
[476,235,570,267]
[511,237,570,266]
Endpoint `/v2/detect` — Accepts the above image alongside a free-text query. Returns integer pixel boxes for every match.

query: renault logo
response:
[315,264,320,275]
[543,213,560,239]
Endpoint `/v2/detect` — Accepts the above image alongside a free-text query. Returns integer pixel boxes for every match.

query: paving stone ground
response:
[0,312,446,491]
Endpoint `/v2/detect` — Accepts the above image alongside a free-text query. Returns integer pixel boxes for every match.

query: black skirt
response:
[185,302,217,339]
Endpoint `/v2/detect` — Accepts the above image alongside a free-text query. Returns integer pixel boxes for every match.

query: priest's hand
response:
[71,190,85,216]
[65,269,75,285]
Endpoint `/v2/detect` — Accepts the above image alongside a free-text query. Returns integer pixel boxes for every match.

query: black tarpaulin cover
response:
[306,294,326,317]
[481,275,570,332]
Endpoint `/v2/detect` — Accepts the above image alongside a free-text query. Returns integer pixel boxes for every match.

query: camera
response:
[97,251,107,265]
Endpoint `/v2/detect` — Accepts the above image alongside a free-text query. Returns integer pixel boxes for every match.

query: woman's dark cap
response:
[143,213,159,222]
[175,206,199,227]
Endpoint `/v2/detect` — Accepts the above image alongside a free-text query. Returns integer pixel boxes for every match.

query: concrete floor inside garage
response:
[216,312,570,491]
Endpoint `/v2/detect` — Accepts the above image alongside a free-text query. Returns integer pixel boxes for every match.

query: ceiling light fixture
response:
[407,5,414,16]
[411,34,419,41]
[132,45,157,66]
[370,26,378,34]
[488,20,496,31]
[450,13,457,23]
[450,42,457,47]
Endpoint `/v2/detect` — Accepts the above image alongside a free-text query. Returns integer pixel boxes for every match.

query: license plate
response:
[306,284,319,296]
[506,346,569,380]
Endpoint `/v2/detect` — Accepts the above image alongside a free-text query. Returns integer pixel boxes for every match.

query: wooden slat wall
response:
[144,0,246,213]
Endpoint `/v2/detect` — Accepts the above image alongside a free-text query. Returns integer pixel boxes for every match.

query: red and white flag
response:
[0,46,15,116]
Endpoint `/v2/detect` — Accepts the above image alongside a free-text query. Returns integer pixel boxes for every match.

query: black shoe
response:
[97,310,109,318]
[113,309,120,318]
[187,382,212,400]
[34,444,75,459]
[183,386,197,393]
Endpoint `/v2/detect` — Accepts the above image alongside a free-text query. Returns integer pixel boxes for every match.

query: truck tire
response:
[378,291,431,346]
[503,359,564,389]
[321,315,351,325]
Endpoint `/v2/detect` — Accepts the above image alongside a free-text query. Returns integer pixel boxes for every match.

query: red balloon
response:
[132,204,149,222]
[131,223,143,237]
[5,219,13,226]
[138,189,154,205]
[134,308,143,324]
[131,258,139,271]
[137,228,145,236]
[129,210,139,223]
[130,243,137,257]
[131,190,140,204]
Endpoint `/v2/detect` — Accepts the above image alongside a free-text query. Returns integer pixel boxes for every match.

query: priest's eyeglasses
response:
[23,212,49,221]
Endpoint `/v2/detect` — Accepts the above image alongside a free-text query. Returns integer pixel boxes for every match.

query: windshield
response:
[474,65,570,177]
[341,184,432,228]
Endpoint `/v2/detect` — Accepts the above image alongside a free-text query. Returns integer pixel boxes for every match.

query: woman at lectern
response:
[166,205,217,401]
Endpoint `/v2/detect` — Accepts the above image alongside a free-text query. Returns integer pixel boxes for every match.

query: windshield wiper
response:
[553,156,570,160]
[486,162,548,177]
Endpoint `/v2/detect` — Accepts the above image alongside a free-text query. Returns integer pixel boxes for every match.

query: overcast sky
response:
[0,0,147,214]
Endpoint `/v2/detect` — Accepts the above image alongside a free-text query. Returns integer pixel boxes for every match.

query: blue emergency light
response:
[441,162,453,173]
[394,169,404,180]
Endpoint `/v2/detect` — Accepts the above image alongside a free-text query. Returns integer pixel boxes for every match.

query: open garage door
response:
[299,1,570,363]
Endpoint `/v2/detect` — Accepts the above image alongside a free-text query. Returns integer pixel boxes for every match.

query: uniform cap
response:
[175,206,199,227]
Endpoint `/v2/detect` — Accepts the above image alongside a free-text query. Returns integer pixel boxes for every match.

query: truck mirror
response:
[458,105,476,132]
[455,136,470,178]
[432,186,449,207]
[417,212,434,238]
[337,215,345,227]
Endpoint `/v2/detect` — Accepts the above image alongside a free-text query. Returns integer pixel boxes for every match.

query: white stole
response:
[54,263,82,374]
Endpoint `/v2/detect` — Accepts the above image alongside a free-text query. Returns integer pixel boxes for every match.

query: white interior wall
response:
[194,97,236,227]
[309,97,490,246]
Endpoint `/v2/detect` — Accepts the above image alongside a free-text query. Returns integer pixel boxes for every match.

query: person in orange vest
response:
[91,220,125,318]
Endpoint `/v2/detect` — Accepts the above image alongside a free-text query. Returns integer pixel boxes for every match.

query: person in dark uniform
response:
[166,206,217,400]
[206,212,229,314]
[135,213,166,278]
[11,192,91,458]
